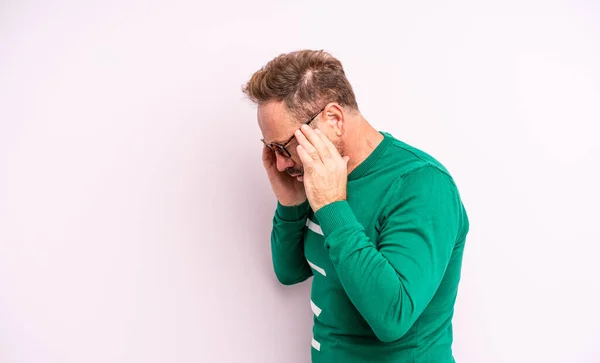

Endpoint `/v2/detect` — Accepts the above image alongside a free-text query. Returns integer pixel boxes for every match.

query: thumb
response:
[343,156,350,165]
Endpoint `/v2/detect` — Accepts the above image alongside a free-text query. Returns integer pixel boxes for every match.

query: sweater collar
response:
[348,131,391,181]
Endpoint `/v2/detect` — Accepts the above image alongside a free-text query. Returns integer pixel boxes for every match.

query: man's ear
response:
[325,103,344,136]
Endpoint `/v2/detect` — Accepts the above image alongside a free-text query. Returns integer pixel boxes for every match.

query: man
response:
[243,50,469,363]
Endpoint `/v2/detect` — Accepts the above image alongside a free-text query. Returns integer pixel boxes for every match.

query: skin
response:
[258,100,384,212]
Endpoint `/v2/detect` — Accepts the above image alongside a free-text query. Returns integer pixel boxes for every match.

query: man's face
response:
[258,101,307,177]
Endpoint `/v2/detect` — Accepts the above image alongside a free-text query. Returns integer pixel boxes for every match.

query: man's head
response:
[242,50,359,177]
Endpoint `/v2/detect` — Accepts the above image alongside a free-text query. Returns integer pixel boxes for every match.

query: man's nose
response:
[275,153,294,172]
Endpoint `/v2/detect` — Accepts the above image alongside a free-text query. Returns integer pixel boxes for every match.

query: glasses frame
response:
[261,107,325,158]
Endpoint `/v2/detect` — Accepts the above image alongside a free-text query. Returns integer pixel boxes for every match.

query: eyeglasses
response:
[261,107,325,158]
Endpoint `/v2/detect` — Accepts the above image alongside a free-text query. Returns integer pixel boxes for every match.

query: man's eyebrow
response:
[267,135,293,145]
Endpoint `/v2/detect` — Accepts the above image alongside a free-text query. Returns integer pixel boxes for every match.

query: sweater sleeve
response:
[314,166,463,342]
[270,200,313,285]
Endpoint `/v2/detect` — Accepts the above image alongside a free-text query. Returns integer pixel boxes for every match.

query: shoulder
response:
[395,165,458,202]
[378,132,456,189]
[380,132,454,177]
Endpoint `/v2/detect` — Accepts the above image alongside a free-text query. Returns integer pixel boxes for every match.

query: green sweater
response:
[271,131,469,363]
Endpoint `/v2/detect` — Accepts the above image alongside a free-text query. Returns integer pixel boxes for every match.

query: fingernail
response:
[301,124,309,130]
[315,129,321,134]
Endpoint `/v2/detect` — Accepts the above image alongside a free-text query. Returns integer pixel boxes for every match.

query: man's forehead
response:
[258,101,289,122]
[258,102,295,143]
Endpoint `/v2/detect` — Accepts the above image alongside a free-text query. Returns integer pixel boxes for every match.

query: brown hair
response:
[242,49,359,121]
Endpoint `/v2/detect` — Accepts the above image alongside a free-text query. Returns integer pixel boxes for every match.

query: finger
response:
[300,125,332,160]
[262,145,269,160]
[263,147,280,172]
[262,145,273,162]
[296,144,314,167]
[294,129,321,162]
[314,129,341,159]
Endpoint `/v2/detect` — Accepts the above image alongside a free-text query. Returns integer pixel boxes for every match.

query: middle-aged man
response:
[242,49,470,363]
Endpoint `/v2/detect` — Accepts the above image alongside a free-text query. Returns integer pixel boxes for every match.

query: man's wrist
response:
[312,198,346,214]
[276,199,310,221]
[278,198,307,207]
[314,200,358,237]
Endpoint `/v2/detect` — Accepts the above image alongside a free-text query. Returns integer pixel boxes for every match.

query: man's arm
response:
[314,166,466,342]
[270,200,313,285]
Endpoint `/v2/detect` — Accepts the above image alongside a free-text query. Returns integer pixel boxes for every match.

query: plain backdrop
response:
[1,1,599,362]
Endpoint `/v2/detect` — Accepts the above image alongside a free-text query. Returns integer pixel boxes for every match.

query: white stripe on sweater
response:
[311,338,321,351]
[310,299,322,317]
[306,218,323,235]
[306,259,326,276]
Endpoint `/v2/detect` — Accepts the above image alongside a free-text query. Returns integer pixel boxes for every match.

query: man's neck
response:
[343,116,385,175]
